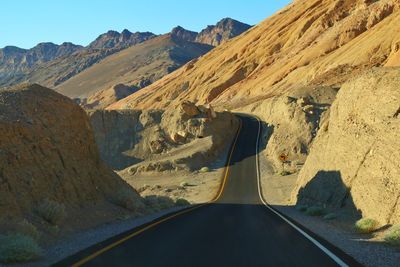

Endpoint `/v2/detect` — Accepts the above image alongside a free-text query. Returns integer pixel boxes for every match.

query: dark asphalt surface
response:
[55,115,361,267]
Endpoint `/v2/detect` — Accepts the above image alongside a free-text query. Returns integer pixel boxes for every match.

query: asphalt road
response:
[55,115,361,267]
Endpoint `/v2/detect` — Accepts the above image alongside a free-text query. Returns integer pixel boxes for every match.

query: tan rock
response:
[292,68,400,224]
[181,101,200,116]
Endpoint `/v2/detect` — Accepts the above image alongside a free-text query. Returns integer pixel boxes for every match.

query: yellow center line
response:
[71,118,243,267]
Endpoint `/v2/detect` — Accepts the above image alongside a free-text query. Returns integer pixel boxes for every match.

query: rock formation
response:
[0,84,143,223]
[292,68,400,224]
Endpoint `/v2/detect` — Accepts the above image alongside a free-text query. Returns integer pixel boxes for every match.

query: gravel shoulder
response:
[258,153,400,267]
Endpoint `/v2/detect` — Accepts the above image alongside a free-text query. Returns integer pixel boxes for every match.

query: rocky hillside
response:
[110,0,400,111]
[292,68,400,224]
[0,84,144,229]
[170,18,251,46]
[195,18,252,46]
[56,34,213,107]
[1,31,156,88]
[0,42,83,86]
[88,29,156,50]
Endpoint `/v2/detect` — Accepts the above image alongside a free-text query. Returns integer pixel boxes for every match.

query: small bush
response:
[180,182,190,187]
[199,167,210,173]
[279,171,291,176]
[295,204,308,212]
[144,195,175,212]
[17,220,40,240]
[384,225,400,246]
[355,218,379,234]
[305,206,325,216]
[323,213,337,220]
[115,189,145,212]
[36,199,66,225]
[175,198,190,206]
[0,233,43,263]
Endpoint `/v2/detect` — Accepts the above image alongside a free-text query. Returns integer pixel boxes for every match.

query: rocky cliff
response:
[0,84,143,224]
[292,68,400,224]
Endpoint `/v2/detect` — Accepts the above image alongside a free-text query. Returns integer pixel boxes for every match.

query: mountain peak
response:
[195,18,251,46]
[170,26,198,42]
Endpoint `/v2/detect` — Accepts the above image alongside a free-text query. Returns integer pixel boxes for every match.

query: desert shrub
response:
[0,233,43,263]
[355,218,379,233]
[17,220,40,240]
[295,204,308,212]
[279,171,291,176]
[47,225,60,235]
[323,213,337,220]
[144,195,175,212]
[114,189,145,212]
[384,225,400,246]
[180,182,189,187]
[199,167,210,173]
[305,206,325,216]
[175,198,190,206]
[36,199,66,225]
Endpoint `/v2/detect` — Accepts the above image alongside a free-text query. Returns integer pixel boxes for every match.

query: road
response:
[55,115,361,267]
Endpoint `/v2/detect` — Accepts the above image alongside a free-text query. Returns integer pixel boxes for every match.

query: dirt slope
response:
[292,68,400,224]
[0,84,143,224]
[56,34,213,100]
[109,0,400,110]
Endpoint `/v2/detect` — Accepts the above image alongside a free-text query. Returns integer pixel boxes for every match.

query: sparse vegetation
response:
[323,213,337,220]
[175,198,190,206]
[180,181,190,187]
[0,233,43,263]
[17,220,40,240]
[114,189,145,212]
[305,206,325,216]
[295,204,308,212]
[36,199,66,225]
[144,195,175,212]
[355,218,379,234]
[200,167,210,173]
[384,225,400,246]
[279,170,291,176]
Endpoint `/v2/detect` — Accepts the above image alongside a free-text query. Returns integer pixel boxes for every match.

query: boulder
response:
[181,101,200,116]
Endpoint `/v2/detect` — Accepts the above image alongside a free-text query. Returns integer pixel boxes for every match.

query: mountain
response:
[56,34,213,107]
[195,18,252,46]
[0,42,83,85]
[87,29,155,50]
[170,26,198,42]
[0,18,250,92]
[170,18,252,45]
[110,0,400,111]
[0,31,156,88]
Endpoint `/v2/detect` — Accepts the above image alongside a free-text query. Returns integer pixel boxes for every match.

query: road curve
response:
[55,115,361,267]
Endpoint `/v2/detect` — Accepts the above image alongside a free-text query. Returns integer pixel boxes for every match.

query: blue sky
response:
[1,0,291,49]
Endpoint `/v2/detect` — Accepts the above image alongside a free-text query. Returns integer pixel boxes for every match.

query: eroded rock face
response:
[292,68,400,224]
[0,84,141,220]
[89,102,238,174]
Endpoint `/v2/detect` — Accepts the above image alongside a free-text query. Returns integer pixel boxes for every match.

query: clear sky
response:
[1,0,291,49]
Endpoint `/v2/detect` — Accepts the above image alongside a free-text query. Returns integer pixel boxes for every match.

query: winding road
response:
[55,115,361,267]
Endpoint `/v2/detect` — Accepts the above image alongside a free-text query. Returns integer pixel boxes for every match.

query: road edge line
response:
[70,116,243,267]
[253,115,349,267]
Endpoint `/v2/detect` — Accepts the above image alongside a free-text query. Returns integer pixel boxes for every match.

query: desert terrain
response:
[1,0,400,266]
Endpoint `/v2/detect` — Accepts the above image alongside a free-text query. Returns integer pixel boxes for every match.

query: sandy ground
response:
[258,153,400,267]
